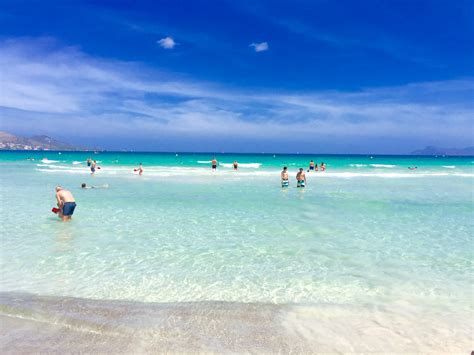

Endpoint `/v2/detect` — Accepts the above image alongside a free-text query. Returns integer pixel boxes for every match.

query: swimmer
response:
[408,166,418,170]
[55,186,76,222]
[281,166,289,187]
[233,161,238,170]
[308,160,317,172]
[138,163,143,176]
[296,168,306,188]
[320,162,326,171]
[86,158,92,167]
[81,183,109,189]
[211,158,218,171]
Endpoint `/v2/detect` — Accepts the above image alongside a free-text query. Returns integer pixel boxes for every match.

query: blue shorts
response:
[309,166,314,170]
[282,180,289,187]
[297,180,305,188]
[62,202,76,216]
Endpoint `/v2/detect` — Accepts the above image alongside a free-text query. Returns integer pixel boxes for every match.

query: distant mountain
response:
[0,131,92,151]
[411,146,474,156]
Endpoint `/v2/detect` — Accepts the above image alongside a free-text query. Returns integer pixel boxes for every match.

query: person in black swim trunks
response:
[211,158,218,171]
[55,186,76,222]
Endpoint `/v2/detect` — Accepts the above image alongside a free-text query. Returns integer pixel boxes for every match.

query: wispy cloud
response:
[1,37,472,152]
[157,36,177,49]
[250,42,269,52]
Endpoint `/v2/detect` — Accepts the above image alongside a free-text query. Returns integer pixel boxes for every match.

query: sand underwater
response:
[1,151,473,352]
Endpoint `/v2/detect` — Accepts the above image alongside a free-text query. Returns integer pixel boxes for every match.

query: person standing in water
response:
[308,160,317,172]
[90,160,97,175]
[55,186,76,222]
[233,161,238,170]
[211,158,218,171]
[281,167,289,187]
[320,162,326,171]
[296,168,306,188]
[86,158,92,167]
[137,163,143,176]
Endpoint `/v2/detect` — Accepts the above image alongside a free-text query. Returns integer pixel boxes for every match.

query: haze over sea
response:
[1,150,472,352]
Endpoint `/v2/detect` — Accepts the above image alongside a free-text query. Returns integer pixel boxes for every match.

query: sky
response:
[0,0,473,153]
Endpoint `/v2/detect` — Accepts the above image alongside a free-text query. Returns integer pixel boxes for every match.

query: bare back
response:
[57,189,75,204]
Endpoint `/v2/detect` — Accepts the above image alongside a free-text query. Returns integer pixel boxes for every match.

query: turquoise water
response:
[1,151,473,350]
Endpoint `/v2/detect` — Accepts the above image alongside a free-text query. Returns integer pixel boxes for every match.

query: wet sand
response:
[0,292,471,353]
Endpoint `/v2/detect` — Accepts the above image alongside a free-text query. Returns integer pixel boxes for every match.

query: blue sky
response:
[0,0,473,153]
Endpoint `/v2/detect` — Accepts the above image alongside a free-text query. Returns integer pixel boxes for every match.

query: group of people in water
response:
[280,167,308,188]
[55,158,326,221]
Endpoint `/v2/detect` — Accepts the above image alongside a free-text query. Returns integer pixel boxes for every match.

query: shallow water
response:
[0,151,473,351]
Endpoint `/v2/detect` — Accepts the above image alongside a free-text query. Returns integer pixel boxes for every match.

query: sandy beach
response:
[1,292,471,353]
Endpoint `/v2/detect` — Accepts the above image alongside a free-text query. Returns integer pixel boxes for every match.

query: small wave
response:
[37,164,79,170]
[197,160,212,164]
[350,164,367,167]
[370,164,396,168]
[220,163,262,168]
[72,161,82,165]
[36,168,89,174]
[41,159,59,164]
[442,166,455,169]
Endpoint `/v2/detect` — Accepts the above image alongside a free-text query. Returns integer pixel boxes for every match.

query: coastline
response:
[0,292,471,353]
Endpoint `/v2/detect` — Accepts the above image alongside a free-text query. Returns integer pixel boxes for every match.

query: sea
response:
[0,151,472,352]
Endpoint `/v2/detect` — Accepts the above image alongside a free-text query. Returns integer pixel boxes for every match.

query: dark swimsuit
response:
[62,202,76,216]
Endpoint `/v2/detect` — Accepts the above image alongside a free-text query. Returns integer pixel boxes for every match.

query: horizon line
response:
[1,149,473,157]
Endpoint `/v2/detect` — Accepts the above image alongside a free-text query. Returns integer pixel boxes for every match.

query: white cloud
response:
[1,37,472,152]
[157,36,176,49]
[250,42,269,52]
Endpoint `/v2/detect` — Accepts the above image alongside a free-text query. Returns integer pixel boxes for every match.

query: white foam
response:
[370,164,396,168]
[220,163,262,168]
[320,172,424,178]
[442,165,455,169]
[37,164,79,170]
[34,163,474,179]
[453,173,474,177]
[41,158,59,164]
[350,164,367,167]
[197,161,212,164]
[72,161,83,165]
[36,168,89,174]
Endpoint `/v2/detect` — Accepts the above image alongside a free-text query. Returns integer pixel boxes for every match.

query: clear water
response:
[1,151,473,351]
